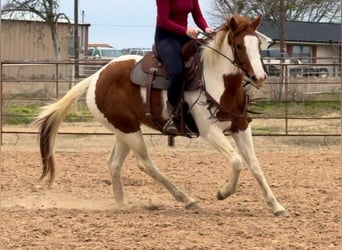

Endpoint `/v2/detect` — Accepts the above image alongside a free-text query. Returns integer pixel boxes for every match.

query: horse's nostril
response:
[251,75,266,82]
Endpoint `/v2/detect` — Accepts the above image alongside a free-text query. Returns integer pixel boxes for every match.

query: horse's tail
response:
[32,76,93,187]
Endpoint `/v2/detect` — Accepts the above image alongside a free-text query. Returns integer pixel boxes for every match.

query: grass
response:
[2,100,340,127]
[250,100,340,118]
[276,136,340,147]
[252,126,284,134]
[3,103,93,125]
[4,105,38,125]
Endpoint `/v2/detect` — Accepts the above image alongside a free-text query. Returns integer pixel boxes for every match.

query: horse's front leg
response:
[231,126,288,216]
[200,124,244,200]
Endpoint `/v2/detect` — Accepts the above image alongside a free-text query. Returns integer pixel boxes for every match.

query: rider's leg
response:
[156,38,184,108]
[155,38,185,134]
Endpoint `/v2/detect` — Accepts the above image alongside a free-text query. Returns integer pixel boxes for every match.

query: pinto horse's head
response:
[226,15,266,88]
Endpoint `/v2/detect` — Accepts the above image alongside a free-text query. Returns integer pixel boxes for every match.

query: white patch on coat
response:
[86,56,143,132]
[139,85,169,119]
[201,35,238,104]
[244,35,266,80]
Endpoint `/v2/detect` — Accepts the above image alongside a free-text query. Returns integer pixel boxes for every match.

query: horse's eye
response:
[236,44,244,50]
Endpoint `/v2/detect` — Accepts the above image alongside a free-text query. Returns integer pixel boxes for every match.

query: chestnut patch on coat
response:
[218,73,250,132]
[94,59,166,133]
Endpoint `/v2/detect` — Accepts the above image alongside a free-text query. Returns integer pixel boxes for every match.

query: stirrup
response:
[162,118,178,135]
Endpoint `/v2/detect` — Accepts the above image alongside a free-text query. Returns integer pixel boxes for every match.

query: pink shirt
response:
[156,0,208,36]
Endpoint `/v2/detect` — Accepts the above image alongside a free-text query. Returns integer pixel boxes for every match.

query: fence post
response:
[284,64,289,135]
[0,62,2,145]
[168,135,175,147]
[55,62,59,99]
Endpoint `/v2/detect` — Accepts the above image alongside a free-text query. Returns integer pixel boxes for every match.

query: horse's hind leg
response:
[232,127,288,216]
[117,130,197,209]
[107,139,130,208]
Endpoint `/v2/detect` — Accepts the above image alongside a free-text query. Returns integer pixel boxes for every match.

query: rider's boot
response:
[163,101,178,135]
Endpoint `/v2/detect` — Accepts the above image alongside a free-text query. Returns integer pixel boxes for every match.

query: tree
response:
[2,0,70,60]
[210,0,341,24]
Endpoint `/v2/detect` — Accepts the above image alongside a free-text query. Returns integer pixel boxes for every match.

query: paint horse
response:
[34,14,287,216]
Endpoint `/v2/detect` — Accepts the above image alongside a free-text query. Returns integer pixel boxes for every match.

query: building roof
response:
[1,11,90,26]
[88,43,114,48]
[258,20,341,44]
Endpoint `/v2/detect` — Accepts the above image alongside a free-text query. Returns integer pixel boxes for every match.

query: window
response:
[87,48,95,56]
[292,45,312,62]
[93,49,101,57]
[261,49,289,58]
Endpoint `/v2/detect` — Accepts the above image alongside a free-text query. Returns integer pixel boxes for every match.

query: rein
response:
[197,31,255,85]
[203,86,249,121]
[197,32,235,65]
[193,31,252,122]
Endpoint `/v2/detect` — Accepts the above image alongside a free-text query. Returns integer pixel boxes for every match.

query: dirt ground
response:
[1,131,341,249]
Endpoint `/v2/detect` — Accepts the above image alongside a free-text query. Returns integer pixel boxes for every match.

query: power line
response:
[90,24,154,28]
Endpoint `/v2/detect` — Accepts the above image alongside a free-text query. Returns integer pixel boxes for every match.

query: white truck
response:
[262,49,329,78]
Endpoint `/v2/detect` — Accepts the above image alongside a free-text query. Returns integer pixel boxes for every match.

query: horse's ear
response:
[251,15,262,31]
[225,15,231,28]
[227,15,238,31]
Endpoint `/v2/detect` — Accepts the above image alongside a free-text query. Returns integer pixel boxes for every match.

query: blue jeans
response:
[154,27,191,107]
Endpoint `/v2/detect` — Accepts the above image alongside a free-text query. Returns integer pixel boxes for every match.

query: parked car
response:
[262,49,290,76]
[127,48,151,56]
[87,47,124,59]
[83,47,124,76]
[262,49,329,78]
[289,59,329,78]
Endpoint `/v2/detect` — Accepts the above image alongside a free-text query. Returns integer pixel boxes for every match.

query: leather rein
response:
[195,31,254,122]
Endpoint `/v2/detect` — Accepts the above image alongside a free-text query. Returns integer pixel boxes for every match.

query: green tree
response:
[2,0,70,60]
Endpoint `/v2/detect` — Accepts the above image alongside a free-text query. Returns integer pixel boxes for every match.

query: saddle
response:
[130,40,203,137]
[131,40,202,90]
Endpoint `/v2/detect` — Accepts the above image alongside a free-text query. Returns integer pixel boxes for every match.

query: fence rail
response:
[0,60,341,140]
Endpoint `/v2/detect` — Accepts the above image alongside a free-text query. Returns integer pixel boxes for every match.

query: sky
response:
[59,0,213,49]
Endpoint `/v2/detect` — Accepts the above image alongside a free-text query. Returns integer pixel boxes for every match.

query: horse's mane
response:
[201,24,228,63]
[201,14,252,64]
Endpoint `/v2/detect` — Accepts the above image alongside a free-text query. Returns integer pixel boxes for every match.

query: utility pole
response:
[0,0,2,150]
[74,0,79,77]
[340,0,342,160]
[279,0,285,61]
[0,0,2,206]
[278,0,288,127]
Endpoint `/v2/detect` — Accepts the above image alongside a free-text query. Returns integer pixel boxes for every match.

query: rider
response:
[154,0,213,135]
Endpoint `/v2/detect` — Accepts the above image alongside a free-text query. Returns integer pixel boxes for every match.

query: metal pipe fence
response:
[0,60,341,140]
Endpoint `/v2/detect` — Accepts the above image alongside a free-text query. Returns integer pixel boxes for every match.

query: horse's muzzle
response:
[250,74,266,89]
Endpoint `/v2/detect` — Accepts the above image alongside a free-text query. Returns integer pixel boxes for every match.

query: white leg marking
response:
[107,139,130,207]
[200,123,243,199]
[232,126,286,215]
[117,130,197,208]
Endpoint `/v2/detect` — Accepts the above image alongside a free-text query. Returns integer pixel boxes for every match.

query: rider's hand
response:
[186,27,199,39]
[205,27,214,34]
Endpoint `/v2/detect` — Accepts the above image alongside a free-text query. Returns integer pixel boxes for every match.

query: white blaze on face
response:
[244,35,266,80]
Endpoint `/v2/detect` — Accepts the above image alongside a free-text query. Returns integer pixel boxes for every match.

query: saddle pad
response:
[130,59,171,90]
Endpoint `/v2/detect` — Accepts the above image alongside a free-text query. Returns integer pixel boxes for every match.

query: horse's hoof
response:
[217,191,227,200]
[274,209,290,217]
[185,201,199,210]
[115,202,134,210]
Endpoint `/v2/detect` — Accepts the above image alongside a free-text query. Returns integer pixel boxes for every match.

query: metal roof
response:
[258,20,341,44]
[1,11,86,25]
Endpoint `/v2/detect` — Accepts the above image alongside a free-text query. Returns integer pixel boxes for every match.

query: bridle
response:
[193,28,262,121]
[197,28,264,89]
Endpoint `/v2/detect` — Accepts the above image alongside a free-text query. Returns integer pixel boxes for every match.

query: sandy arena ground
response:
[1,130,341,249]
